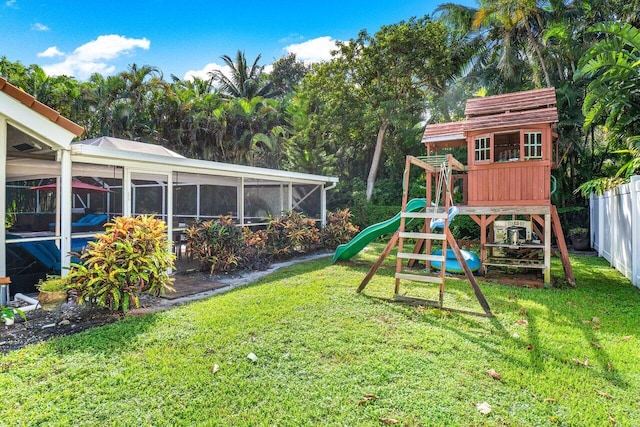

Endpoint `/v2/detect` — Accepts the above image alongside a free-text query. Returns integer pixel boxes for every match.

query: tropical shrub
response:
[242,228,270,271]
[321,208,359,249]
[185,216,245,274]
[264,211,320,259]
[67,215,175,312]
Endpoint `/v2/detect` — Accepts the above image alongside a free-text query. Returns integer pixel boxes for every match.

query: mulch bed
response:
[0,270,228,353]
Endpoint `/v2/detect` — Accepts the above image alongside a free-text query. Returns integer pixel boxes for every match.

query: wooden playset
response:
[356,88,575,316]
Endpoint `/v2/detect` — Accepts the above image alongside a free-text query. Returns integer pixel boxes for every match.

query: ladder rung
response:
[395,273,443,284]
[401,211,448,219]
[397,252,445,262]
[399,232,445,240]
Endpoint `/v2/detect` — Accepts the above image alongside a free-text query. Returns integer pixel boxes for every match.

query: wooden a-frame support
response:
[356,228,492,317]
[357,155,492,317]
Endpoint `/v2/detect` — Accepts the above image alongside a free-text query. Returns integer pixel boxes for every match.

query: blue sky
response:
[1,0,474,81]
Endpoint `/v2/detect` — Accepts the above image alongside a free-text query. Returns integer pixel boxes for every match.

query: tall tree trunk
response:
[524,21,552,87]
[366,118,389,201]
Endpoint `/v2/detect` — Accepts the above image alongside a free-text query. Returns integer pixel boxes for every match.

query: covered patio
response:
[1,78,338,295]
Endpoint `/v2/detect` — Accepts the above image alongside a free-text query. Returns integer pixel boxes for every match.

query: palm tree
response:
[475,0,552,87]
[211,51,276,99]
[437,0,552,90]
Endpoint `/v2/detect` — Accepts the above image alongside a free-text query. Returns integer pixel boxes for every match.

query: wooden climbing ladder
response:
[357,155,492,317]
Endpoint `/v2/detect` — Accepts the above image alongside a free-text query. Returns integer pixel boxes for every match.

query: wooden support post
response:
[357,232,399,293]
[531,214,545,243]
[479,214,487,265]
[551,205,576,286]
[446,230,492,316]
[426,169,433,268]
[395,157,413,295]
[544,213,552,286]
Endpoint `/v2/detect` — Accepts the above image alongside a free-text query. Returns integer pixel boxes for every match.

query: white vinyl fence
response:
[590,175,640,288]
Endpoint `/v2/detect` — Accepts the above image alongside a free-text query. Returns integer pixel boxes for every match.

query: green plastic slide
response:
[332,198,427,263]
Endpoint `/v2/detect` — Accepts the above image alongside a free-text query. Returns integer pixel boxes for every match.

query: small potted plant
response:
[569,227,590,251]
[1,306,26,326]
[37,275,68,311]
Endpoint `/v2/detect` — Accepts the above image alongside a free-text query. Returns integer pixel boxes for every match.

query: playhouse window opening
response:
[494,132,520,162]
[524,132,543,159]
[474,136,491,162]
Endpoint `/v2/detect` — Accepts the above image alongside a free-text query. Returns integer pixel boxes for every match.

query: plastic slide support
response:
[332,198,427,263]
[430,206,459,231]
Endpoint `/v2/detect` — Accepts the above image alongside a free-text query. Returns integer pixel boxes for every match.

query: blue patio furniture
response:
[49,213,108,231]
[9,237,93,274]
[14,240,61,272]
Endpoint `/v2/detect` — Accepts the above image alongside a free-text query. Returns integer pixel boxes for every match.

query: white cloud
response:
[37,46,63,58]
[183,62,273,83]
[42,34,150,79]
[5,0,17,8]
[285,36,339,64]
[183,62,231,82]
[31,22,49,31]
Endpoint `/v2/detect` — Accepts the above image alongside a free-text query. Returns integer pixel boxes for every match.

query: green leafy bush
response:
[321,208,359,249]
[67,215,175,312]
[264,211,320,259]
[351,203,401,229]
[186,216,246,274]
[450,215,480,240]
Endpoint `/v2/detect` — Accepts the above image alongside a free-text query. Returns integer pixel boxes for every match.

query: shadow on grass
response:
[351,255,638,390]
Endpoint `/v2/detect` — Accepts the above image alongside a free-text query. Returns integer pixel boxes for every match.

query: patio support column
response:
[167,173,173,260]
[0,117,6,278]
[196,184,201,220]
[280,184,285,213]
[321,184,327,228]
[288,182,293,212]
[123,167,132,216]
[238,177,245,225]
[59,149,72,275]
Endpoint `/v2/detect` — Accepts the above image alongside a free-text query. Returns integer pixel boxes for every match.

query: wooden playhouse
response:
[422,88,574,287]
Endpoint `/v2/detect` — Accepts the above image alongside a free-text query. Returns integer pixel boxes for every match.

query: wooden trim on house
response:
[0,77,84,136]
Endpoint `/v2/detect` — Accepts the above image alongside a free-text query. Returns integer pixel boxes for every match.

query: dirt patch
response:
[0,302,124,352]
[482,270,546,288]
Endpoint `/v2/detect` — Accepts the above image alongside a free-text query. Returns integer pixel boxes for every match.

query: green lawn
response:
[1,246,639,426]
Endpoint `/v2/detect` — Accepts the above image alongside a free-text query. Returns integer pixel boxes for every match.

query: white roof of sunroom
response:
[70,137,338,185]
[76,136,186,158]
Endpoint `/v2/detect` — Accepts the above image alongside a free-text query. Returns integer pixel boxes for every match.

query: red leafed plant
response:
[67,215,175,312]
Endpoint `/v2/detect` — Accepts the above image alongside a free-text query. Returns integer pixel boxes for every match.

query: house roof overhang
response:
[0,77,83,150]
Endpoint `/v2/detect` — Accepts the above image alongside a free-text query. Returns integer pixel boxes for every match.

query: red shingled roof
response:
[0,77,84,137]
[464,88,557,117]
[423,88,557,144]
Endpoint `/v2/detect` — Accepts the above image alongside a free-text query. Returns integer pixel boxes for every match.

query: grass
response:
[1,244,639,426]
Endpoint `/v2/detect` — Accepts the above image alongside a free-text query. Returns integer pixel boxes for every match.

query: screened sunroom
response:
[1,78,338,295]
